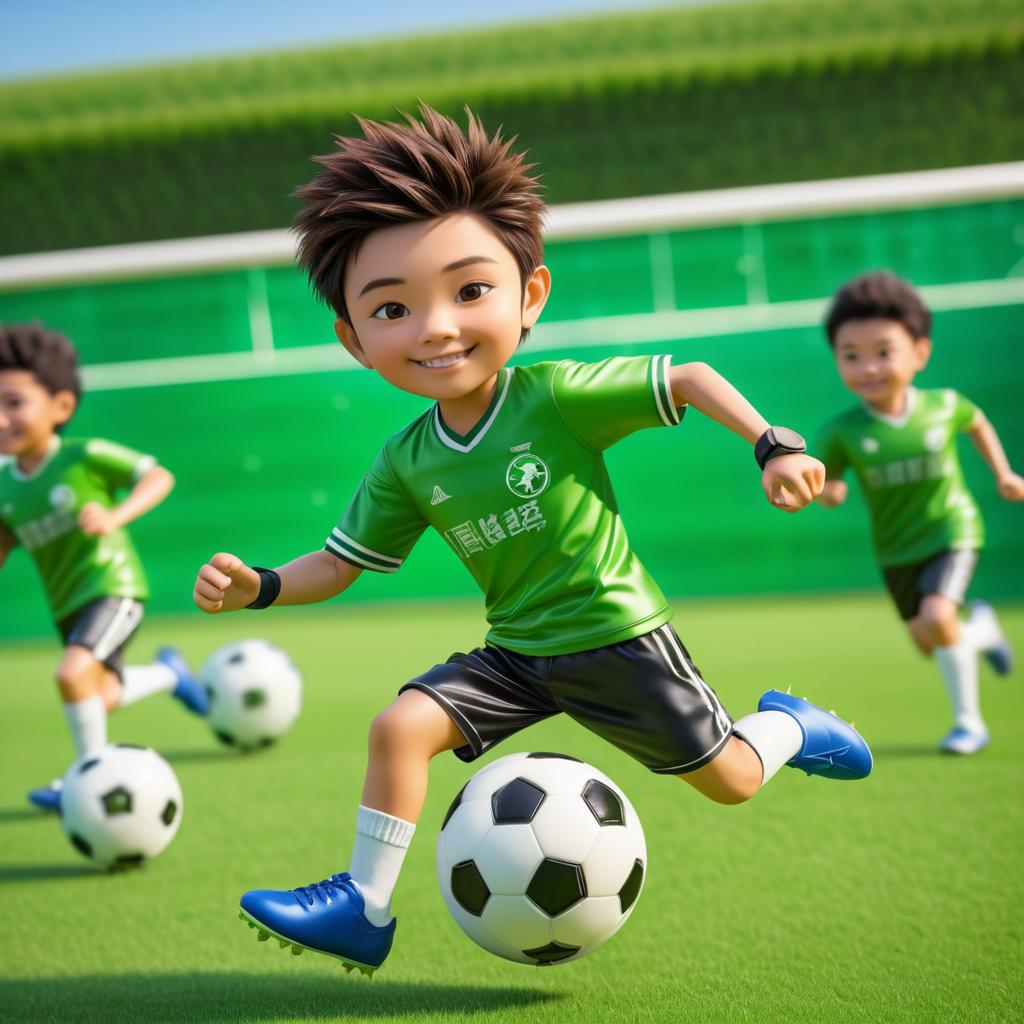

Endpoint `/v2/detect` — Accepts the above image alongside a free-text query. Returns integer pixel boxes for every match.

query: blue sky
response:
[2,0,720,80]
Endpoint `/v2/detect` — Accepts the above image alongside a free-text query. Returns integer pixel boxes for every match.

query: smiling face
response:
[0,369,76,466]
[832,317,931,414]
[335,213,550,412]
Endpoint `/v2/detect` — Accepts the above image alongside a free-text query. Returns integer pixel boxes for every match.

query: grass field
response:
[2,594,1022,1024]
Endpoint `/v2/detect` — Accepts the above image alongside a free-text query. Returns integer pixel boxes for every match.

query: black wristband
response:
[246,567,281,609]
[754,426,806,470]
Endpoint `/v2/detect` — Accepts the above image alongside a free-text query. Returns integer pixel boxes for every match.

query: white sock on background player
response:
[119,662,177,706]
[934,643,985,733]
[732,710,803,785]
[348,804,416,927]
[64,694,107,756]
[959,603,1002,654]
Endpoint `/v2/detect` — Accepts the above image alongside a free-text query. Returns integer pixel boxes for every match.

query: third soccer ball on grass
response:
[200,638,302,750]
[436,752,646,965]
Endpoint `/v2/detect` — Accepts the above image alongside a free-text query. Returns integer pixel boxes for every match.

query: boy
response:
[816,271,1022,755]
[0,323,208,810]
[193,106,871,975]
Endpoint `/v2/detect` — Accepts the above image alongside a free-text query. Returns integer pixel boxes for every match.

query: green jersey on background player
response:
[0,323,208,813]
[817,271,1024,756]
[194,105,873,975]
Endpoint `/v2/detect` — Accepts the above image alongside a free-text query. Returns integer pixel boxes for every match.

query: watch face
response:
[771,426,805,450]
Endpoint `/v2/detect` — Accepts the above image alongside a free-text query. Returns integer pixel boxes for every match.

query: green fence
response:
[2,197,1022,640]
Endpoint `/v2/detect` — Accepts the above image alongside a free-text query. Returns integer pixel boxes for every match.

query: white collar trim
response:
[433,369,514,453]
[11,436,62,481]
[864,387,917,427]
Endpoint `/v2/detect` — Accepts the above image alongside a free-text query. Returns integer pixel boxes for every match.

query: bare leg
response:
[361,689,467,822]
[907,594,960,655]
[678,735,763,805]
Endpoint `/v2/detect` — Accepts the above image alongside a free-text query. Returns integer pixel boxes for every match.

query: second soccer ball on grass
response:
[200,639,302,750]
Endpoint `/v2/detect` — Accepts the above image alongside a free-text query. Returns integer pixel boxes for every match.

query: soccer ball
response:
[436,752,646,965]
[200,638,302,750]
[60,743,183,869]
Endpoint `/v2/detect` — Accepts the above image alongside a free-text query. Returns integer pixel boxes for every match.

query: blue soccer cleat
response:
[156,646,209,715]
[28,778,62,812]
[967,601,1014,677]
[758,689,873,780]
[939,725,990,756]
[239,872,395,974]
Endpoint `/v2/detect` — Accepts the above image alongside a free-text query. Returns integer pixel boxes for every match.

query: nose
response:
[418,304,459,346]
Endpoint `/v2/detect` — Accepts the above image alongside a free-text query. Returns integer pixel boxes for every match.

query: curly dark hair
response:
[0,322,82,405]
[825,270,931,347]
[293,103,546,326]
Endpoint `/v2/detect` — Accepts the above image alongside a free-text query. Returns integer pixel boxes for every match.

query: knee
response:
[917,608,959,648]
[55,653,92,698]
[368,703,423,758]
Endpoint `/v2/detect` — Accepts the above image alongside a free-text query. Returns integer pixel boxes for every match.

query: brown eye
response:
[372,302,408,321]
[457,283,492,303]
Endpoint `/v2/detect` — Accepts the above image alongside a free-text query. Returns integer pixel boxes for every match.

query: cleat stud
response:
[344,964,354,973]
[257,931,269,942]
[279,939,289,949]
[785,685,792,695]
[291,945,303,955]
[238,911,245,920]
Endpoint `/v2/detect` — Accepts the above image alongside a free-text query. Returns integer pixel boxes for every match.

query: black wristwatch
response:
[754,426,806,470]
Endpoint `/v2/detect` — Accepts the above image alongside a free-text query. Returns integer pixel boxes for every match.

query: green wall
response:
[1,199,1022,640]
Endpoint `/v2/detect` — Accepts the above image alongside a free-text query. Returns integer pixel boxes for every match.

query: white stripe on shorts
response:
[937,548,978,606]
[658,625,732,737]
[92,599,142,661]
[650,625,730,741]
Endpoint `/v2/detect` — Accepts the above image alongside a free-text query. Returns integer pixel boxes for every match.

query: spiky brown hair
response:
[825,270,932,347]
[293,104,545,324]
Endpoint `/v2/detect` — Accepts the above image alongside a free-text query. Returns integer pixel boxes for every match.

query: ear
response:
[51,390,77,427]
[335,317,371,369]
[913,336,932,371]
[521,265,552,330]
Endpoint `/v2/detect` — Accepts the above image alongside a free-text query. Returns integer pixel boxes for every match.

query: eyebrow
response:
[355,256,497,299]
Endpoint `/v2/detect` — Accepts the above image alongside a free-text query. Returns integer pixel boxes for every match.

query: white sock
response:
[63,695,107,756]
[960,605,1001,653]
[348,805,416,927]
[934,644,985,733]
[119,663,177,707]
[732,710,804,786]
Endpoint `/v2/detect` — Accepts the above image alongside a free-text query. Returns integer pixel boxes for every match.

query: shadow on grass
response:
[0,807,52,824]
[161,747,239,764]
[0,973,562,1023]
[0,863,98,883]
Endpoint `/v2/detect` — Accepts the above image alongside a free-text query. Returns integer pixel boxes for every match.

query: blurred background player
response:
[0,323,208,810]
[816,272,1023,754]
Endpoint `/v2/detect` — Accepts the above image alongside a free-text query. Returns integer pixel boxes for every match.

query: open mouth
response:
[414,347,475,369]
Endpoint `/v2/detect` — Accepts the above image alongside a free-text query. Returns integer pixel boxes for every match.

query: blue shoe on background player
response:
[28,778,62,812]
[967,601,1014,677]
[239,872,396,974]
[156,646,209,715]
[758,689,873,780]
[939,725,990,755]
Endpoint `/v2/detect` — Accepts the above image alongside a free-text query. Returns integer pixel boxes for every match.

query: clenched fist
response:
[194,553,260,613]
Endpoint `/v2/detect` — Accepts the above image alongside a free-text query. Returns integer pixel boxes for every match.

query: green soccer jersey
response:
[816,387,983,567]
[326,356,684,656]
[0,436,154,623]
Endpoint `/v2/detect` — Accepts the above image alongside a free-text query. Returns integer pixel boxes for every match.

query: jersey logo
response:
[430,485,453,506]
[506,453,550,498]
[924,426,948,452]
[510,442,532,453]
[860,437,879,454]
[49,484,76,510]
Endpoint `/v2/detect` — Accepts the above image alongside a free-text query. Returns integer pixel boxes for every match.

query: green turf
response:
[2,595,1022,1023]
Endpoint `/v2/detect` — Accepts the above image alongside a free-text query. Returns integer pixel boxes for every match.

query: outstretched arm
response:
[817,480,848,509]
[194,550,361,613]
[967,411,1024,501]
[79,464,175,536]
[669,361,824,512]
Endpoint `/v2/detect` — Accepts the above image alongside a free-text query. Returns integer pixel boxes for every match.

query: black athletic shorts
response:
[399,623,734,775]
[58,597,145,679]
[882,548,979,621]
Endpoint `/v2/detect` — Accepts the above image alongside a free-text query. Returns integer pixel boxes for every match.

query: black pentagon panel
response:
[161,799,178,827]
[441,782,468,831]
[78,757,101,775]
[526,752,583,763]
[242,688,267,708]
[451,860,490,916]
[526,858,587,916]
[70,833,92,858]
[582,779,624,826]
[101,786,133,816]
[491,778,546,824]
[523,940,581,965]
[228,651,245,664]
[619,858,644,914]
[215,730,237,747]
